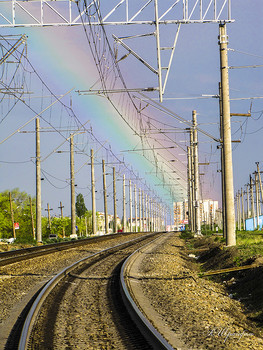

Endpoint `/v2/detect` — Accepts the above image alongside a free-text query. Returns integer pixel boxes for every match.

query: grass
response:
[180,229,263,263]
[235,230,263,262]
[179,230,194,240]
[180,229,263,327]
[236,230,263,244]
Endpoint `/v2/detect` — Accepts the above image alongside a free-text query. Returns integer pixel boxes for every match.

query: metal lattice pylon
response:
[0,1,233,102]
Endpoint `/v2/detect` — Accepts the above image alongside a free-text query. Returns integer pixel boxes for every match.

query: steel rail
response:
[0,231,136,266]
[18,232,159,350]
[120,234,174,350]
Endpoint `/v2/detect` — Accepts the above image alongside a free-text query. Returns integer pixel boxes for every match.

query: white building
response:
[173,200,188,229]
[97,212,122,233]
[173,199,219,229]
[200,199,219,227]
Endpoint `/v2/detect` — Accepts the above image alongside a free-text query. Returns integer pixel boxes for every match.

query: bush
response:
[180,231,194,240]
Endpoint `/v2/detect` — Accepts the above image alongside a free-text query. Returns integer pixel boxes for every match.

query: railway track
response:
[0,232,136,267]
[4,232,173,350]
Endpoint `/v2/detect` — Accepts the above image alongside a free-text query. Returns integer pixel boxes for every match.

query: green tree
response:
[0,189,36,241]
[76,193,87,218]
[50,217,71,238]
[0,192,12,238]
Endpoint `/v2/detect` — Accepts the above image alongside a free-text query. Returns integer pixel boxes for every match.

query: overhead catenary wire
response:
[76,1,185,202]
[0,36,166,211]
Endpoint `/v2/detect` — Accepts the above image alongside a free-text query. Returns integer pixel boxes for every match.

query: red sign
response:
[14,222,19,230]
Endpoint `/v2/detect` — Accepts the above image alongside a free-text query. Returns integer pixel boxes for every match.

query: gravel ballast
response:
[0,233,150,349]
[1,232,263,349]
[136,232,263,349]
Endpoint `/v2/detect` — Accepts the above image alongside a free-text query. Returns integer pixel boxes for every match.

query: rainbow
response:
[1,21,183,205]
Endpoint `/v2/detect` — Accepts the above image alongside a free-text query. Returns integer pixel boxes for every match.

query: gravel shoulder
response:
[132,232,263,350]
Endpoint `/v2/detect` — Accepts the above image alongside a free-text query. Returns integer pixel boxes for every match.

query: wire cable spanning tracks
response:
[15,231,174,350]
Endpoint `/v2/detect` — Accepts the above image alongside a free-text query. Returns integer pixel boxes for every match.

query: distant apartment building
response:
[173,200,189,229]
[97,212,122,233]
[173,199,219,228]
[200,199,219,226]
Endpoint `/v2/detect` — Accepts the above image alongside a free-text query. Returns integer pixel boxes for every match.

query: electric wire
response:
[77,1,184,201]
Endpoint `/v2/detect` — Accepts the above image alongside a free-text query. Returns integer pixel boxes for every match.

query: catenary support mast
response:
[36,117,42,242]
[70,135,76,236]
[219,23,236,246]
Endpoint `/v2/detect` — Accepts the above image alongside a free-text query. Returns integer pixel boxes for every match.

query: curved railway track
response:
[121,238,174,350]
[5,232,173,350]
[0,232,137,267]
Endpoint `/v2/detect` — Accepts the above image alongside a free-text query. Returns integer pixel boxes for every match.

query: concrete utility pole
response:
[219,23,236,245]
[150,199,153,231]
[155,202,160,231]
[143,192,146,232]
[152,200,155,231]
[158,203,160,231]
[246,184,250,219]
[148,198,151,231]
[165,206,167,231]
[192,110,201,236]
[235,193,239,230]
[35,117,42,242]
[219,82,226,238]
[157,203,160,231]
[189,129,195,233]
[84,217,88,236]
[163,206,166,230]
[145,195,148,231]
[161,206,163,231]
[91,149,97,235]
[241,188,245,230]
[235,194,238,230]
[159,204,162,230]
[139,188,142,232]
[161,204,163,230]
[250,175,256,230]
[29,196,35,239]
[161,205,163,231]
[70,135,76,236]
[155,201,157,231]
[156,202,161,231]
[187,146,193,232]
[113,167,117,233]
[156,202,159,230]
[45,203,53,232]
[123,174,126,232]
[154,201,156,231]
[58,201,65,237]
[256,162,263,215]
[142,191,145,232]
[9,192,16,239]
[237,192,241,231]
[151,198,153,231]
[160,205,162,231]
[134,184,137,232]
[255,172,260,228]
[150,197,152,231]
[102,160,109,234]
[174,202,178,230]
[129,180,132,232]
